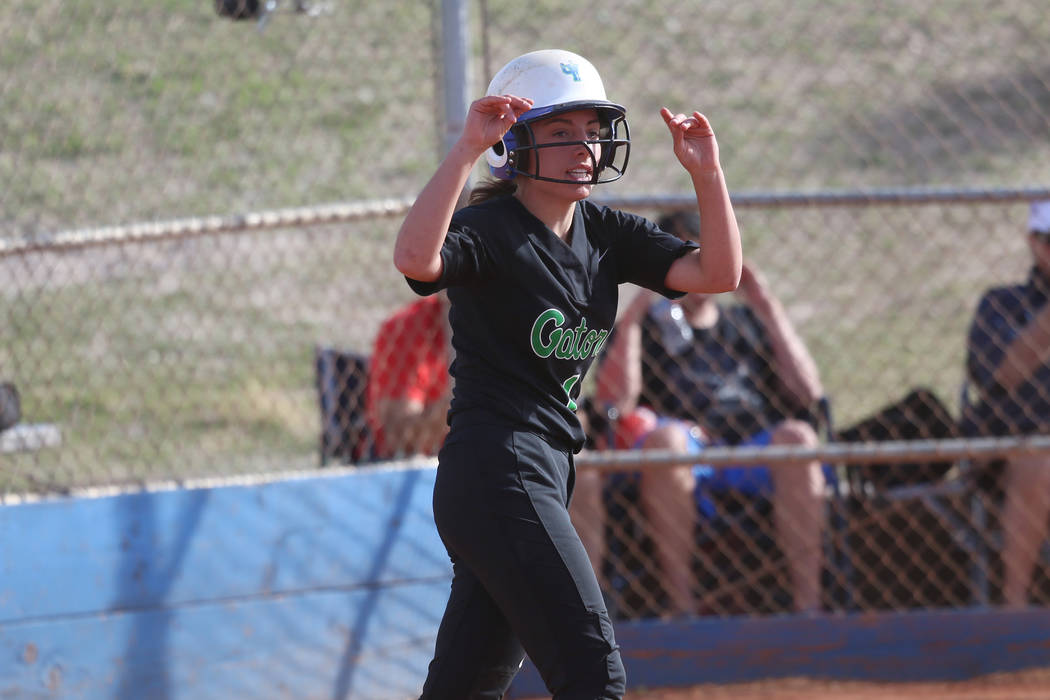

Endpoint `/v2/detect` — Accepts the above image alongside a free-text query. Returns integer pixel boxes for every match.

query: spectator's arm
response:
[739,263,824,407]
[375,395,449,458]
[595,289,653,416]
[991,303,1050,392]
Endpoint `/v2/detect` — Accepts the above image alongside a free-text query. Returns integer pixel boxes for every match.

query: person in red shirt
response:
[365,292,452,459]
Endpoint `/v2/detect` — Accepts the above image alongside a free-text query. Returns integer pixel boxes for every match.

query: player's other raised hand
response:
[660,108,720,176]
[459,95,534,156]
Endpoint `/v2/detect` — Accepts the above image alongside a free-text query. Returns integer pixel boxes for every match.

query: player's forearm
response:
[664,169,742,294]
[393,142,480,282]
[992,305,1050,391]
[691,167,742,292]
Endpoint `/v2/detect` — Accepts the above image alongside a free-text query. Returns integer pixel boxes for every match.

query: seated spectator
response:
[573,397,661,604]
[962,199,1050,608]
[365,291,453,459]
[594,210,827,615]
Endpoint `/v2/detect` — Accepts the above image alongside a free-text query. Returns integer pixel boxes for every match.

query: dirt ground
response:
[622,667,1050,699]
[522,668,1050,699]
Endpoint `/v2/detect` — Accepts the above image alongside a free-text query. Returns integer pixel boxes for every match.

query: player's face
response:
[527,109,603,195]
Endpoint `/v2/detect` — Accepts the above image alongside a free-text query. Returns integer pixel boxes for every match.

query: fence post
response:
[441,0,471,159]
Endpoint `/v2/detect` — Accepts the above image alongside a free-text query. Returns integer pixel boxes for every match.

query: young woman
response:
[393,49,741,699]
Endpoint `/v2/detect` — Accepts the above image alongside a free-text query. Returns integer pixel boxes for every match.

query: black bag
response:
[215,0,261,19]
[834,387,959,489]
[0,382,21,432]
[315,348,375,465]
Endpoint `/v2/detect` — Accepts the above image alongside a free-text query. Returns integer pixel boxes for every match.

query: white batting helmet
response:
[483,49,630,184]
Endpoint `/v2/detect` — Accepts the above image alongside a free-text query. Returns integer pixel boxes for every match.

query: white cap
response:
[1028,200,1050,234]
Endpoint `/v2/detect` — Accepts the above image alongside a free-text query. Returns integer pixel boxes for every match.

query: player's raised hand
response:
[660,108,720,175]
[459,94,534,155]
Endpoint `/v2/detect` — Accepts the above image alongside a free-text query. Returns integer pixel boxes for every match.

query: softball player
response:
[394,49,742,699]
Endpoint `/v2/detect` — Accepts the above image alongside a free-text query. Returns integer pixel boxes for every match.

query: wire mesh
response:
[3,0,1050,633]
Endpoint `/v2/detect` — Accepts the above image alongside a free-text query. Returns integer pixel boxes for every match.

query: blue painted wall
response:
[507,608,1050,696]
[0,466,450,700]
[3,465,1050,699]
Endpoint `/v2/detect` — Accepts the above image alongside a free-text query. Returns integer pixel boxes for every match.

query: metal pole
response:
[441,0,471,159]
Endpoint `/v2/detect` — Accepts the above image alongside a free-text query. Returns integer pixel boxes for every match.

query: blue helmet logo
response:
[560,62,581,81]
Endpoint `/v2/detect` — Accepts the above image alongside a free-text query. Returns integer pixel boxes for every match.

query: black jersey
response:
[407,195,695,452]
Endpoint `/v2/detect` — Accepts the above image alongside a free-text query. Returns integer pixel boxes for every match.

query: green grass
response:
[2,1,1048,492]
[0,221,404,491]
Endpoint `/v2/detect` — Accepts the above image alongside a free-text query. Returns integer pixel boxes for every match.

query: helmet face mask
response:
[501,107,630,185]
[484,50,631,184]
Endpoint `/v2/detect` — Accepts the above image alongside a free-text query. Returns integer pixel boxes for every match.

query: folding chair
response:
[835,386,987,609]
[599,396,847,618]
[686,396,848,615]
[314,346,375,466]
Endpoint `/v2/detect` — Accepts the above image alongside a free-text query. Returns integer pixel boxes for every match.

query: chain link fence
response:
[3,0,1050,628]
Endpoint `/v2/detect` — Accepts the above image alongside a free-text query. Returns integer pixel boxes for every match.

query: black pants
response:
[420,424,625,699]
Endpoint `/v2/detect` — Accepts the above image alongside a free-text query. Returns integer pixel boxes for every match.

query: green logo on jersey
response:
[530,308,610,411]
[562,374,581,412]
[530,308,609,361]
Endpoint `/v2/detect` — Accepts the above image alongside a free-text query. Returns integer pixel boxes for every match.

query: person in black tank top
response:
[596,211,827,616]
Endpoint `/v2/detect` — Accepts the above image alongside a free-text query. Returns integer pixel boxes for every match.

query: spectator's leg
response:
[570,467,607,590]
[769,420,825,613]
[638,424,697,616]
[1001,454,1050,608]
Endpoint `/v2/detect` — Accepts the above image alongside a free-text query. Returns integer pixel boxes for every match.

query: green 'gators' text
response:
[530,308,610,412]
[530,308,610,361]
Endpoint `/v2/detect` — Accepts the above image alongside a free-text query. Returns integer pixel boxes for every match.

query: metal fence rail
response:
[8,186,1050,258]
[577,436,1050,471]
[0,198,415,257]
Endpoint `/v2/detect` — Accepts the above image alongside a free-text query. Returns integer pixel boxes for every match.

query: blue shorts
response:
[634,419,775,519]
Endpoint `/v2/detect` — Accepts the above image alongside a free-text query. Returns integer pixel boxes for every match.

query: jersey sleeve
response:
[405,222,495,296]
[604,208,697,298]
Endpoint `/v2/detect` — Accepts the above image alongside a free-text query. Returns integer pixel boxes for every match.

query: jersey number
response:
[561,374,581,412]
